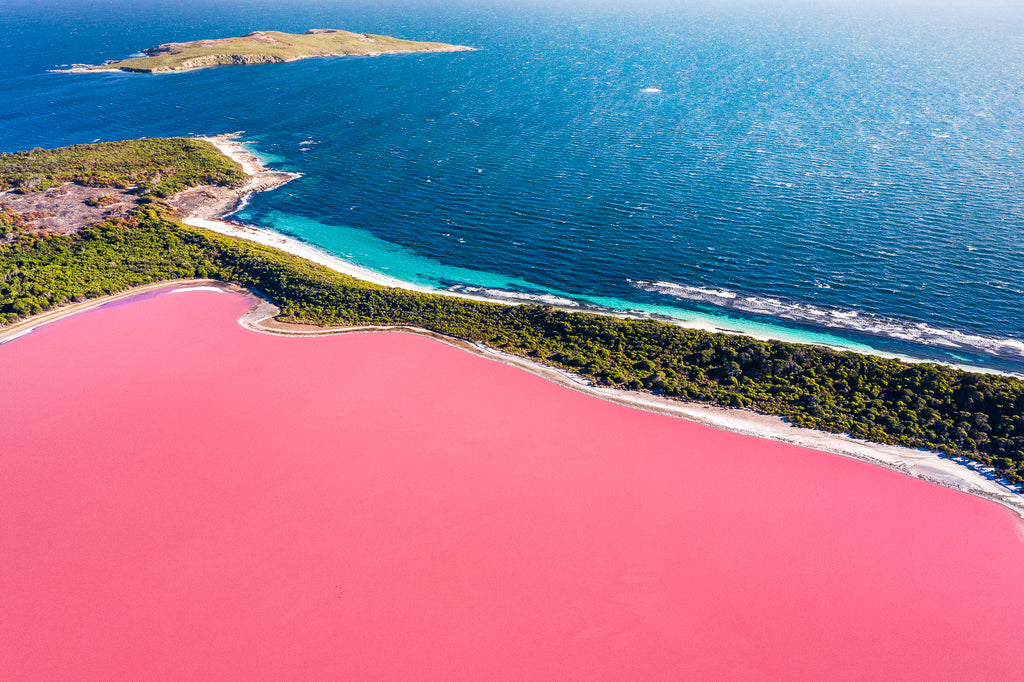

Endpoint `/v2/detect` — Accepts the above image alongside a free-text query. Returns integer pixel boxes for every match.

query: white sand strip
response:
[194,135,1024,365]
[188,134,766,332]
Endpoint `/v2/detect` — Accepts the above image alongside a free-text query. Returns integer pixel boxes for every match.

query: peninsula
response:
[71,29,474,73]
[2,137,1023,510]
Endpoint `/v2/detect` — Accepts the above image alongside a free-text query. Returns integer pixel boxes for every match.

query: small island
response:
[69,29,473,73]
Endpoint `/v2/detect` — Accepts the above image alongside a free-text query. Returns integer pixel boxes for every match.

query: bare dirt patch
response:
[164,184,241,220]
[0,184,139,234]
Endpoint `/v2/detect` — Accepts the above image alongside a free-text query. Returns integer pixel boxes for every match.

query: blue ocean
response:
[3,0,1023,373]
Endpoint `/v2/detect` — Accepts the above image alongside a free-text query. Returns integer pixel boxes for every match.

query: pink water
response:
[2,288,1022,680]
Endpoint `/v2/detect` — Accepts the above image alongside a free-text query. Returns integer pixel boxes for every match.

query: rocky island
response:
[70,29,473,73]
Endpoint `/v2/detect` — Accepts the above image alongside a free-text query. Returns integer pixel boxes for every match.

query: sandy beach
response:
[182,134,1024,379]
[183,135,543,299]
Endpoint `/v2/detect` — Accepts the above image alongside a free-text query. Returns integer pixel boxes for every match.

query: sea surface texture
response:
[2,0,1023,372]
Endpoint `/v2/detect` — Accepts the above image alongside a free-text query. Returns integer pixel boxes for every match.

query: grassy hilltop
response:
[1,139,1023,487]
[0,138,245,196]
[79,29,473,73]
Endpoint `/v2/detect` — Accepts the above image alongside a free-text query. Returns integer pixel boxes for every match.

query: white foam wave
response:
[632,280,1024,360]
[449,285,579,308]
[228,192,255,215]
[640,87,662,93]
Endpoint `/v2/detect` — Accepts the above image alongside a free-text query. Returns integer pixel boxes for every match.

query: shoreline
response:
[186,136,1024,379]
[193,135,872,333]
[240,295,1024,519]
[174,136,1024,518]
[186,135,566,304]
[4,278,1021,519]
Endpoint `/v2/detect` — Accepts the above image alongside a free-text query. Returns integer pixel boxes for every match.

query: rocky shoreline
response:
[165,134,299,220]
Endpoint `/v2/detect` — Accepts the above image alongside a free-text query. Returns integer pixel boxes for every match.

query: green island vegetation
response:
[76,29,473,73]
[0,138,245,197]
[1,140,1022,486]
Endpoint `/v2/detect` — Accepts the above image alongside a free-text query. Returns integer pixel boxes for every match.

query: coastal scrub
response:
[0,138,245,197]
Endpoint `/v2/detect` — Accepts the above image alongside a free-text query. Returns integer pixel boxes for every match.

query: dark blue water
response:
[3,0,1024,372]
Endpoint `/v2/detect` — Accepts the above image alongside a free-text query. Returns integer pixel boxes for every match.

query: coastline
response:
[184,135,561,303]
[168,136,1023,517]
[183,137,1024,379]
[181,140,848,339]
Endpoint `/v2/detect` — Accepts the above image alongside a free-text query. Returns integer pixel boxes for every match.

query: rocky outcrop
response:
[120,53,289,73]
[179,54,287,70]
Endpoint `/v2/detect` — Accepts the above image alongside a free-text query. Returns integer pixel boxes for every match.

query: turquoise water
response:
[2,0,1023,372]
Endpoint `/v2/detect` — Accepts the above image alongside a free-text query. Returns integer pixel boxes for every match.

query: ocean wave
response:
[229,192,255,214]
[447,285,579,308]
[227,171,303,216]
[631,280,1024,360]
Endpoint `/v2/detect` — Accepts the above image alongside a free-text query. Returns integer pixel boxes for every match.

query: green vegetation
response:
[0,206,28,233]
[83,195,120,207]
[80,29,472,73]
[0,138,245,196]
[2,204,1022,485]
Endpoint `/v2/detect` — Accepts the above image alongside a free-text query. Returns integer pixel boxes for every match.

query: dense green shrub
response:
[0,138,245,197]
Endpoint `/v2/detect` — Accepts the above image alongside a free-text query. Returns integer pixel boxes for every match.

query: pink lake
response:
[1,288,1022,680]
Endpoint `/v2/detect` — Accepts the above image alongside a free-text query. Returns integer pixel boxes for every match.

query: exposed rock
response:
[178,54,286,70]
